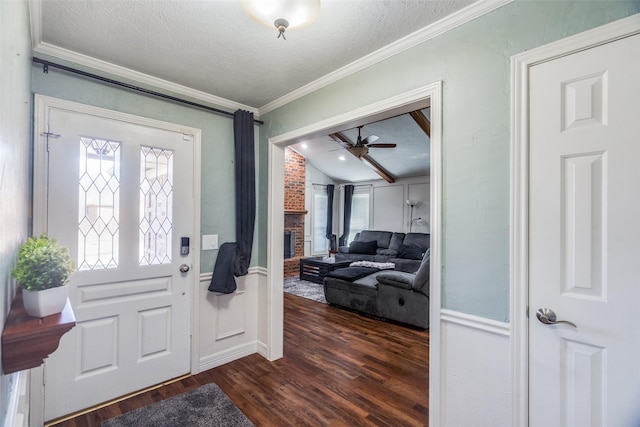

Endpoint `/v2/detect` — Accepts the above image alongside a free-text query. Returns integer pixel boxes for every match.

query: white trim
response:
[266,81,442,421]
[199,342,261,372]
[258,0,511,114]
[27,0,41,49]
[30,43,259,116]
[510,13,640,427]
[31,94,202,423]
[270,86,437,145]
[198,266,266,285]
[441,309,510,337]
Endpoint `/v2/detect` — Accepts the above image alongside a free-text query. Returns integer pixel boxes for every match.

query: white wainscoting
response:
[438,309,511,427]
[197,267,266,372]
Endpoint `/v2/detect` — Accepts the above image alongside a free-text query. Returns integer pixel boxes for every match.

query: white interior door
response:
[529,34,640,426]
[41,104,195,421]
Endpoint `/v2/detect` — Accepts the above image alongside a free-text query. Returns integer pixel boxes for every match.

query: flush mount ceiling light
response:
[242,0,321,40]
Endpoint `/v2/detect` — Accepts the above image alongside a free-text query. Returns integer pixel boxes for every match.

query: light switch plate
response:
[202,234,219,250]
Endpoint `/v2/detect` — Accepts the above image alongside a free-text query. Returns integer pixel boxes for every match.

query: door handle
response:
[179,264,190,273]
[536,308,577,328]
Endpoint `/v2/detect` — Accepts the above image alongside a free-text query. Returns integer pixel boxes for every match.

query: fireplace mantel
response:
[284,209,308,215]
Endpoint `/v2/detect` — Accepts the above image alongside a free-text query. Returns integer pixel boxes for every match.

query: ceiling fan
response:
[347,126,397,157]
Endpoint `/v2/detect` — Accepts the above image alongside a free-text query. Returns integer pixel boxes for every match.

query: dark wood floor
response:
[50,293,429,426]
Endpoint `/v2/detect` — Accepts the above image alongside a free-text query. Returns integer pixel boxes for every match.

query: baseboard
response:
[198,341,260,372]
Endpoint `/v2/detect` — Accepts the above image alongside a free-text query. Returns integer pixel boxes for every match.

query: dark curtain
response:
[325,184,336,251]
[339,184,354,247]
[233,109,256,276]
[209,110,255,292]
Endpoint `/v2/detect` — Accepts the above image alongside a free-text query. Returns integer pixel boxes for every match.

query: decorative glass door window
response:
[139,146,174,265]
[78,137,121,270]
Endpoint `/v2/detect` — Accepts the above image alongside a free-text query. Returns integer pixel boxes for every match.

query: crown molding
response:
[258,0,513,115]
[29,0,259,117]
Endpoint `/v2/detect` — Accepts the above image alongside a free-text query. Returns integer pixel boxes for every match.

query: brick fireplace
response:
[284,148,306,278]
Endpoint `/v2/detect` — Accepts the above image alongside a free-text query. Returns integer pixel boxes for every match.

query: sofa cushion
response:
[397,244,424,260]
[403,233,430,250]
[359,230,392,249]
[326,266,378,281]
[349,240,378,255]
[389,258,422,273]
[376,271,415,290]
[377,248,398,256]
[389,232,406,252]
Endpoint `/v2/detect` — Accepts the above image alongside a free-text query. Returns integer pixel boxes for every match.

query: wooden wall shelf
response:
[2,289,75,374]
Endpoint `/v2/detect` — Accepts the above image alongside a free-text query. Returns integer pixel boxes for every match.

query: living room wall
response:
[0,1,32,423]
[258,0,640,322]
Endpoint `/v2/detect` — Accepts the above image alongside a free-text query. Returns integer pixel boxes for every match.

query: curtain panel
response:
[339,184,354,247]
[209,109,255,293]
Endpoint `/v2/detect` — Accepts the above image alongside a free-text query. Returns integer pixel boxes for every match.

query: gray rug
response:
[102,383,253,427]
[284,278,327,304]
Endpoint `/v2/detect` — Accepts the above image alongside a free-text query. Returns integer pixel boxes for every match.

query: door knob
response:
[536,308,577,328]
[179,264,190,273]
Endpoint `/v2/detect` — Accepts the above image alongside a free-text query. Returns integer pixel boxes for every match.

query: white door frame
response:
[266,82,442,425]
[30,95,202,425]
[510,14,640,426]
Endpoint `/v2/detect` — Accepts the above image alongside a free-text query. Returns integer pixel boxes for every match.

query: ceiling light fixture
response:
[241,0,321,40]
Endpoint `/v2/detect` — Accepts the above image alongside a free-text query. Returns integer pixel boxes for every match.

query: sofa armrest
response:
[338,246,350,253]
[376,271,415,290]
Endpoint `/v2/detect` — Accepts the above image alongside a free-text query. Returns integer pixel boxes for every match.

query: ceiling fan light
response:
[242,0,320,30]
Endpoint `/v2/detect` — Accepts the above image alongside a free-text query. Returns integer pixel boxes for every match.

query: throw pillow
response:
[397,244,424,260]
[349,240,378,255]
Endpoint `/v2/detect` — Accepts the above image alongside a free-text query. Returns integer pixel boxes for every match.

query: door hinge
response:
[41,131,60,152]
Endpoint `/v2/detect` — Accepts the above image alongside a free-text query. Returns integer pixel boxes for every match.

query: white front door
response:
[529,34,640,426]
[38,98,196,421]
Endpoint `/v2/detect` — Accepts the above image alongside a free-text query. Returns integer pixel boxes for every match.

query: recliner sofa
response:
[336,230,429,273]
[324,249,430,328]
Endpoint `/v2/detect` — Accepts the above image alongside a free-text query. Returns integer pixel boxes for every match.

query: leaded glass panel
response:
[78,137,120,270]
[139,146,173,265]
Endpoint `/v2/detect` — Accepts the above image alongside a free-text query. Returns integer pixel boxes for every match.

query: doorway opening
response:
[266,82,442,425]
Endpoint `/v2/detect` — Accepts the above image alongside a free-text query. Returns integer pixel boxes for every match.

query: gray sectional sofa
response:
[335,230,430,273]
[324,248,430,329]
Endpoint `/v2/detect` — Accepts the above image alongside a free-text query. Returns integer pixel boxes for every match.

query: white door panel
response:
[42,106,193,421]
[529,34,640,427]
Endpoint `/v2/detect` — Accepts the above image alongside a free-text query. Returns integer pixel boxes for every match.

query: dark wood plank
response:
[50,293,428,426]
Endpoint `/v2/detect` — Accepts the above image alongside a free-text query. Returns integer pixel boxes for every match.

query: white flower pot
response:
[22,286,69,318]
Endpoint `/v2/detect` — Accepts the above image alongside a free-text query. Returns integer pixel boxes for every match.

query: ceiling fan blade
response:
[368,143,397,148]
[362,135,379,145]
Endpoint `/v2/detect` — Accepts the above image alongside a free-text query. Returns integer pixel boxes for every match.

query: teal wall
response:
[259,1,640,321]
[31,57,248,274]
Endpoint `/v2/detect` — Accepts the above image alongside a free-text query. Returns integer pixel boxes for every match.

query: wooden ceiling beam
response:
[329,133,395,183]
[409,110,431,139]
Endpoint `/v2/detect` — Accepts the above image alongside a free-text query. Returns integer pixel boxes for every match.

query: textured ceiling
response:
[37,0,477,109]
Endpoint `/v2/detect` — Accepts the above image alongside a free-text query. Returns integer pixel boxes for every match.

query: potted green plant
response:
[11,234,76,317]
